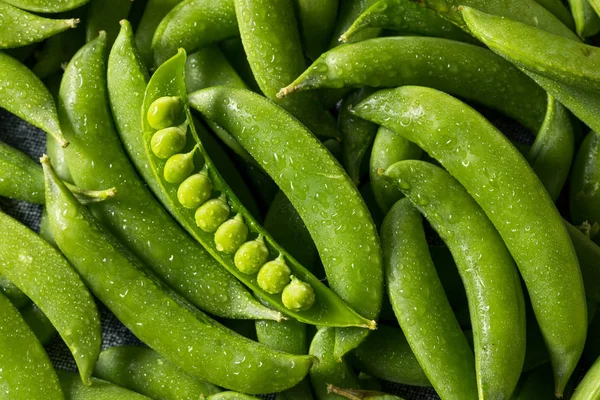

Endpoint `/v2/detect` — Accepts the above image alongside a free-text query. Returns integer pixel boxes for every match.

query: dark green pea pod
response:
[511,365,561,400]
[135,0,182,67]
[2,0,89,13]
[43,158,315,394]
[94,346,221,398]
[571,357,600,400]
[565,222,600,302]
[86,0,134,46]
[381,197,478,399]
[236,0,339,140]
[591,0,600,20]
[0,2,79,49]
[568,0,600,38]
[31,27,84,79]
[207,393,259,400]
[279,37,546,133]
[327,386,404,400]
[534,0,575,29]
[58,371,151,400]
[0,210,102,384]
[146,52,373,328]
[570,131,600,238]
[0,274,30,309]
[354,86,587,397]
[20,303,57,346]
[339,0,476,44]
[0,140,45,204]
[0,52,68,147]
[292,0,339,61]
[0,290,63,399]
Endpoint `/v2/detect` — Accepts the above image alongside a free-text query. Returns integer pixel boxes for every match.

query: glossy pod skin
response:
[0,2,79,49]
[71,29,277,320]
[566,222,600,303]
[279,37,547,133]
[1,0,88,13]
[0,140,45,204]
[292,0,339,61]
[135,0,182,66]
[570,131,600,237]
[568,0,600,38]
[534,0,575,29]
[144,52,372,327]
[0,274,29,308]
[0,52,67,147]
[93,346,221,399]
[42,157,315,394]
[340,0,476,44]
[32,26,84,80]
[20,303,57,346]
[57,371,151,400]
[0,290,63,399]
[86,0,134,46]
[0,211,101,384]
[381,197,478,400]
[353,86,587,396]
[236,0,339,139]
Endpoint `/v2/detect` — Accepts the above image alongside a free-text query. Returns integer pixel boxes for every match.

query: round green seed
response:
[214,214,248,253]
[257,256,291,294]
[282,276,315,311]
[147,96,185,130]
[195,195,230,232]
[234,236,269,274]
[164,147,197,184]
[150,126,187,159]
[177,169,212,209]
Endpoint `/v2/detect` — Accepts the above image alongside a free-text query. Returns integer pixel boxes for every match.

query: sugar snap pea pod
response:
[86,0,134,46]
[279,37,546,133]
[0,3,79,49]
[292,0,339,61]
[0,274,29,308]
[0,290,63,399]
[383,161,525,400]
[186,46,247,93]
[236,0,339,140]
[2,0,89,13]
[571,357,600,400]
[135,0,182,66]
[566,222,600,301]
[20,303,57,346]
[353,86,587,396]
[340,0,476,44]
[93,346,221,399]
[0,52,67,147]
[570,131,600,234]
[329,0,381,47]
[43,158,315,394]
[534,0,575,29]
[0,140,44,204]
[57,371,151,400]
[219,38,262,94]
[381,197,478,400]
[591,0,600,19]
[47,134,74,183]
[569,0,600,37]
[151,0,237,66]
[370,126,422,213]
[146,53,372,327]
[0,210,101,384]
[207,393,258,400]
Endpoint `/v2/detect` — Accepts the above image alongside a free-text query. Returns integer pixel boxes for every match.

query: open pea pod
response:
[140,50,373,329]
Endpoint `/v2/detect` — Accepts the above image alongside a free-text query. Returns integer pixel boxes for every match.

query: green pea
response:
[177,169,212,209]
[195,195,230,232]
[163,146,197,184]
[281,276,315,311]
[147,96,184,130]
[257,256,291,294]
[151,126,187,159]
[214,214,248,254]
[234,236,269,274]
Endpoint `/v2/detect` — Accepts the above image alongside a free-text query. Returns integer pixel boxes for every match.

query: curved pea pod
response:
[57,371,151,400]
[0,3,79,49]
[31,26,84,80]
[1,0,88,13]
[0,211,102,384]
[534,0,575,29]
[570,131,600,237]
[566,222,600,302]
[94,346,221,399]
[42,157,315,394]
[20,303,57,346]
[279,37,546,133]
[591,0,600,20]
[236,0,339,140]
[0,52,67,147]
[327,387,405,400]
[369,126,422,214]
[384,161,525,400]
[207,393,259,400]
[77,27,277,321]
[292,0,339,61]
[381,197,478,400]
[0,274,29,308]
[135,0,182,66]
[340,0,476,44]
[511,365,562,400]
[0,140,45,204]
[571,357,600,400]
[86,0,134,46]
[568,0,600,38]
[0,290,63,399]
[144,52,373,328]
[151,0,237,66]
[353,86,587,396]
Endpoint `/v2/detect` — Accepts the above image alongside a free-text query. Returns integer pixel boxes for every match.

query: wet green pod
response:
[144,51,374,328]
[58,371,151,400]
[177,169,212,209]
[214,214,249,254]
[46,132,74,183]
[43,159,315,394]
[135,0,183,66]
[566,222,600,301]
[151,126,187,159]
[20,303,57,346]
[2,0,88,13]
[0,210,101,384]
[534,0,575,29]
[257,256,292,294]
[0,3,79,49]
[86,0,133,46]
[236,0,339,139]
[31,26,84,80]
[0,140,45,204]
[354,86,586,396]
[340,0,476,44]
[292,0,339,61]
[0,52,67,147]
[186,46,248,93]
[0,291,63,399]
[0,274,30,309]
[570,131,600,236]
[235,236,269,274]
[282,276,316,312]
[94,346,221,399]
[381,198,478,400]
[280,37,546,133]
[568,0,600,38]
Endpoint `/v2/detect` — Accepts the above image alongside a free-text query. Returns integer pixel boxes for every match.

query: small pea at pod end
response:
[195,195,230,232]
[282,276,315,311]
[177,169,213,209]
[234,236,269,274]
[151,126,187,159]
[214,214,249,253]
[147,96,185,130]
[257,256,291,294]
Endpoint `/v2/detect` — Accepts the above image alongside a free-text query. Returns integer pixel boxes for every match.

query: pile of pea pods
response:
[2,0,600,399]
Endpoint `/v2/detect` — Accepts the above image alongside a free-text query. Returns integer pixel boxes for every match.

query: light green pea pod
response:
[571,357,600,400]
[58,371,151,400]
[135,0,183,67]
[0,140,44,204]
[0,2,79,49]
[568,0,600,38]
[47,134,74,183]
[2,0,88,12]
[32,25,84,80]
[292,0,339,61]
[590,0,600,20]
[86,0,133,46]
[570,131,600,239]
[94,346,221,399]
[329,0,381,47]
[220,38,262,93]
[20,303,57,346]
[534,0,575,29]
[0,274,30,309]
